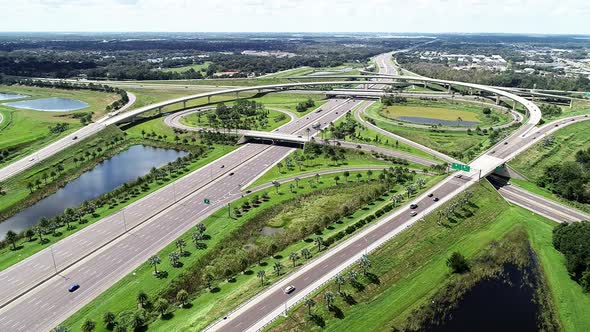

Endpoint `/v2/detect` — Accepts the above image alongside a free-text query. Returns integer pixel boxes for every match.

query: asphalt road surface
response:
[0,98,357,331]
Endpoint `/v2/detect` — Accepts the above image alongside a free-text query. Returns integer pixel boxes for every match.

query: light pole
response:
[50,246,58,273]
[122,209,127,232]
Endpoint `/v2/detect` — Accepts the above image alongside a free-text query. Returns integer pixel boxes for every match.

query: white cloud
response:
[0,0,589,33]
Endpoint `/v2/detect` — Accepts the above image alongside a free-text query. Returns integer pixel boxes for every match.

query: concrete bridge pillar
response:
[207,96,211,104]
[570,99,574,109]
[158,107,162,114]
[495,95,500,105]
[183,101,186,109]
[513,101,517,111]
[447,84,452,93]
[235,91,239,99]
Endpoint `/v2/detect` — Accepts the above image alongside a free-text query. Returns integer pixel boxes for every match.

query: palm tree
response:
[294,177,301,188]
[301,248,312,260]
[334,175,340,185]
[273,181,281,194]
[289,183,295,193]
[5,230,17,250]
[196,223,206,234]
[343,171,350,182]
[25,229,35,242]
[192,232,204,248]
[176,289,189,308]
[416,178,426,189]
[147,255,161,275]
[154,298,169,318]
[34,226,45,244]
[129,309,146,330]
[457,116,463,127]
[314,237,324,252]
[169,252,180,267]
[334,275,346,293]
[257,270,266,286]
[102,311,116,329]
[289,252,300,267]
[315,173,320,184]
[276,161,283,173]
[367,169,373,180]
[273,262,283,276]
[347,270,358,284]
[81,319,96,332]
[175,239,187,256]
[324,291,335,309]
[359,254,371,275]
[304,298,316,316]
[356,173,362,182]
[137,291,148,308]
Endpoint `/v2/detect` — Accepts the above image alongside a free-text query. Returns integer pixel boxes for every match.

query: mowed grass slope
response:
[268,181,590,332]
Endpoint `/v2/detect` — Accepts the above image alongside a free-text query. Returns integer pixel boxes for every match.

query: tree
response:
[148,255,161,275]
[34,226,45,244]
[334,274,346,293]
[154,298,170,317]
[257,270,266,286]
[347,270,358,284]
[25,229,35,242]
[276,161,283,173]
[176,289,189,307]
[343,171,350,182]
[334,175,340,185]
[137,291,148,308]
[81,319,96,332]
[196,223,206,234]
[169,251,181,267]
[27,181,34,193]
[359,254,371,275]
[273,262,283,276]
[102,311,116,329]
[289,252,300,267]
[314,237,324,252]
[273,180,281,194]
[301,247,312,260]
[128,309,146,330]
[356,173,362,182]
[176,239,187,256]
[192,232,205,248]
[367,169,373,180]
[113,326,126,332]
[447,252,469,273]
[5,230,17,250]
[324,291,335,309]
[581,269,590,292]
[304,298,316,316]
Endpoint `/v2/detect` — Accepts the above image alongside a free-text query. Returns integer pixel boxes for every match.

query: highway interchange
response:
[0,51,589,331]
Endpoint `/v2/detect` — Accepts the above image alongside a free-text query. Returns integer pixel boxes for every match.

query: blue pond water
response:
[3,97,89,112]
[0,93,28,101]
[398,116,479,127]
[0,145,188,239]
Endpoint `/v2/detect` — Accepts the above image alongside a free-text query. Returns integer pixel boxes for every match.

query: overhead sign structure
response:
[204,198,211,205]
[585,92,590,98]
[451,162,471,172]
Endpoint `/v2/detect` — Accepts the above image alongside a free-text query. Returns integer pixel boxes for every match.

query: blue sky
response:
[1,0,589,34]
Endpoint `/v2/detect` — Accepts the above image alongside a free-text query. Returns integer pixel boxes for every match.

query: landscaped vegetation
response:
[0,124,238,270]
[268,181,590,332]
[63,167,441,331]
[510,120,590,213]
[180,99,290,131]
[0,84,123,167]
[363,101,516,162]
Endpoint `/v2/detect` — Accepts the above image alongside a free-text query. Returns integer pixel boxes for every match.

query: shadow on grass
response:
[310,313,325,327]
[330,305,345,319]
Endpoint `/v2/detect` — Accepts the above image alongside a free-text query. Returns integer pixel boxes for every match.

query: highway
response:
[164,105,439,167]
[489,175,590,223]
[0,92,137,183]
[0,98,361,331]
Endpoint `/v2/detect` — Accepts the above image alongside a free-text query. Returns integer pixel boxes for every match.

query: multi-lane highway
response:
[0,98,362,331]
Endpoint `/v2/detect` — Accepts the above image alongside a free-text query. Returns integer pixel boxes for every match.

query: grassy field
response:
[508,120,590,214]
[250,93,328,116]
[180,108,290,132]
[364,102,502,162]
[160,61,212,73]
[543,99,590,121]
[377,99,511,128]
[0,85,119,166]
[63,170,442,332]
[268,181,590,332]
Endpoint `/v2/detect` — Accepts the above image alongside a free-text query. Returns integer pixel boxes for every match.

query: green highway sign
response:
[204,198,211,205]
[451,162,471,172]
[585,92,590,97]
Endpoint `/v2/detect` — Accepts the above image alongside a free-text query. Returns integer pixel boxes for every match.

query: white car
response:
[284,285,295,294]
[410,211,418,217]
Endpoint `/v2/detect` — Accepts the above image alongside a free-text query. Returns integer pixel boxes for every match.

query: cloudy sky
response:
[2,0,589,34]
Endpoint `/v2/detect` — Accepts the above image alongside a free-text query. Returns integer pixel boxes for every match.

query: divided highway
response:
[0,99,359,331]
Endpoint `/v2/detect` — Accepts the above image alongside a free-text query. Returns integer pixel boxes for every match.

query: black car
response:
[427,193,434,198]
[68,283,80,292]
[410,204,418,209]
[433,197,440,202]
[229,172,234,176]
